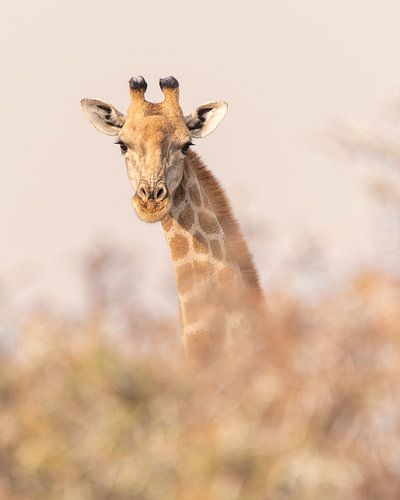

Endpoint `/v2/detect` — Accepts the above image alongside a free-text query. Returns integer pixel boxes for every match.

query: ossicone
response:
[159,76,179,90]
[129,76,147,92]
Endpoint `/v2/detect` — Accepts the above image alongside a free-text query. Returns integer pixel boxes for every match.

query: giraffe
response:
[81,76,266,360]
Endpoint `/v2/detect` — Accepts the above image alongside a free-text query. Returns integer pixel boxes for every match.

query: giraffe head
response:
[81,76,228,222]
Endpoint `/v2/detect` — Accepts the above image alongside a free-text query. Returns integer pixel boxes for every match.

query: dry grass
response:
[1,265,400,499]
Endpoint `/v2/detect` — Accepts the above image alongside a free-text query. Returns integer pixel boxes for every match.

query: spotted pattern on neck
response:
[161,154,263,359]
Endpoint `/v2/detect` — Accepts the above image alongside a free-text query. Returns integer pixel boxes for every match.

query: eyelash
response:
[182,141,194,155]
[114,140,127,154]
[114,140,194,155]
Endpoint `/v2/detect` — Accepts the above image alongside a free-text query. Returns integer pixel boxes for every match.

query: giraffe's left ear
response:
[81,98,125,136]
[185,101,228,138]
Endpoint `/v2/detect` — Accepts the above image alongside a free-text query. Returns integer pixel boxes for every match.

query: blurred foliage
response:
[1,265,400,499]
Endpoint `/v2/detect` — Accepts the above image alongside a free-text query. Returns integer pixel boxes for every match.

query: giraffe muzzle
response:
[132,180,172,223]
[137,181,168,203]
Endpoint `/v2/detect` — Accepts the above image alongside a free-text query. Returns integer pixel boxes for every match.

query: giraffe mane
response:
[188,151,263,295]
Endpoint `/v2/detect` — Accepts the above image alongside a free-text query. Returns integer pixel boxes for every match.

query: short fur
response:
[81,76,266,359]
[188,150,263,297]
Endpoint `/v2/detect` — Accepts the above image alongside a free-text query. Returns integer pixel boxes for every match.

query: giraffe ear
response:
[185,101,228,138]
[81,98,125,136]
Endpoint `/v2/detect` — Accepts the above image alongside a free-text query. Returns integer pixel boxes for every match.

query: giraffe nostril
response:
[155,184,167,202]
[137,184,149,202]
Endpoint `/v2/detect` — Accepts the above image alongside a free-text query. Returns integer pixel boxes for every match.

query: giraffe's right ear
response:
[80,98,125,136]
[185,101,228,138]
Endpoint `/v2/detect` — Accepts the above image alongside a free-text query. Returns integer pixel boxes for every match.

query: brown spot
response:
[177,204,194,231]
[192,261,215,282]
[184,296,203,325]
[176,263,194,295]
[170,234,189,260]
[173,182,185,208]
[189,184,201,207]
[185,326,226,363]
[201,190,212,209]
[193,231,208,254]
[224,238,236,264]
[185,329,211,361]
[210,239,223,261]
[198,212,219,234]
[218,267,236,289]
[161,214,173,232]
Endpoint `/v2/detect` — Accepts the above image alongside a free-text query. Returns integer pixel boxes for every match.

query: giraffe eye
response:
[115,140,128,154]
[181,141,193,155]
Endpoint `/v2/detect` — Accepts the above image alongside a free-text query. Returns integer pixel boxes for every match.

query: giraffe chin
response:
[131,195,172,223]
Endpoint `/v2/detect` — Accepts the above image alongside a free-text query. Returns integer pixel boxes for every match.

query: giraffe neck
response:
[161,152,265,359]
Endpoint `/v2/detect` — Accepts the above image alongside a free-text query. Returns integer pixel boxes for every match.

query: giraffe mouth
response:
[131,194,172,223]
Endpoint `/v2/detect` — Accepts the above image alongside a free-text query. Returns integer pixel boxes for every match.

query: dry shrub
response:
[0,269,400,499]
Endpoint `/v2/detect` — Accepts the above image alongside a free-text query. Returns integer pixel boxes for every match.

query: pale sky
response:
[2,0,400,314]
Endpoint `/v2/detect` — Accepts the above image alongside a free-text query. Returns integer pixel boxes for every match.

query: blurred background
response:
[2,1,400,498]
